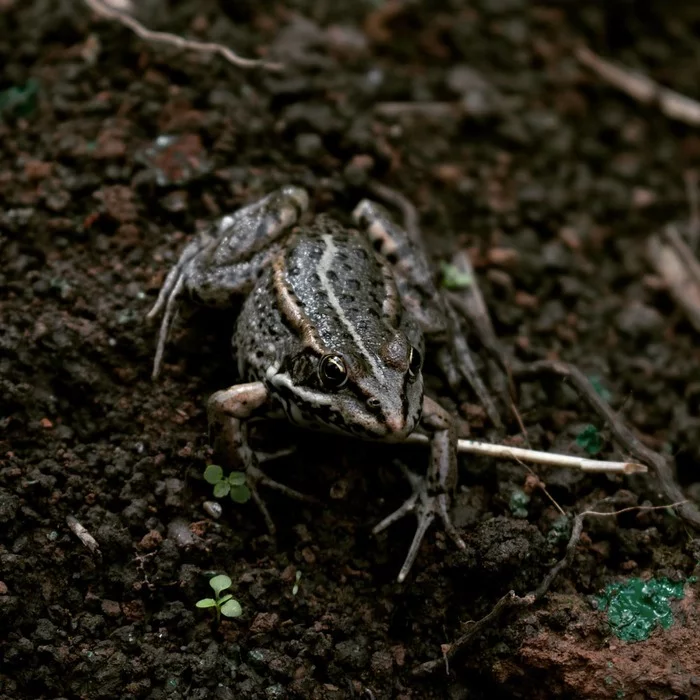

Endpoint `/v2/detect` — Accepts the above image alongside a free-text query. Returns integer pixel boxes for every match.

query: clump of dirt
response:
[2,1,700,698]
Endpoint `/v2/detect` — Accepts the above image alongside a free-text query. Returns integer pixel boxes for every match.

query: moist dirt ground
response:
[2,1,700,699]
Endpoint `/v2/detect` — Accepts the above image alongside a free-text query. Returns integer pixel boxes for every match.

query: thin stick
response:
[82,0,283,72]
[514,360,700,528]
[66,515,101,555]
[576,46,700,126]
[684,170,700,250]
[406,433,646,474]
[520,464,566,517]
[412,501,686,676]
[664,224,700,287]
[412,590,530,676]
[646,232,700,332]
[534,501,686,597]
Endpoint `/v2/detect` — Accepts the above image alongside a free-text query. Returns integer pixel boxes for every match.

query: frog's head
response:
[268,332,424,441]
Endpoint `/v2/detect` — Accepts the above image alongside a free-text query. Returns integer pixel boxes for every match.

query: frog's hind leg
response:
[207,382,316,535]
[147,186,310,378]
[438,306,503,430]
[353,198,502,429]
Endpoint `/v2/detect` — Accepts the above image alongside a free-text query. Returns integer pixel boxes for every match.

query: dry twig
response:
[514,360,700,529]
[646,224,700,332]
[82,0,283,71]
[66,515,101,555]
[412,501,686,676]
[407,432,647,475]
[576,46,700,127]
[684,170,700,249]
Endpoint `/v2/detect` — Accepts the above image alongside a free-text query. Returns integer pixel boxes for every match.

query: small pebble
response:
[487,247,519,267]
[295,133,323,159]
[167,518,197,548]
[203,501,222,519]
[616,302,664,338]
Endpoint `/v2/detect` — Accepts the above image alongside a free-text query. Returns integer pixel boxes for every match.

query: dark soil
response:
[2,1,700,699]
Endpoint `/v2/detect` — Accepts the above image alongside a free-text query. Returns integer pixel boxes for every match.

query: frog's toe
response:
[254,446,298,464]
[247,464,317,503]
[244,464,318,536]
[373,464,465,583]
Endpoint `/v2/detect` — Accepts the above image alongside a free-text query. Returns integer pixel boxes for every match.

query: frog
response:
[147,185,474,582]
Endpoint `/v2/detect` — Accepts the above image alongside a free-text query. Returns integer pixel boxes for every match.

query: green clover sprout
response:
[203,464,251,504]
[195,574,242,622]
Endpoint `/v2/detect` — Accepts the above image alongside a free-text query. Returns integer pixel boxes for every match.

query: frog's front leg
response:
[373,396,466,582]
[207,382,316,535]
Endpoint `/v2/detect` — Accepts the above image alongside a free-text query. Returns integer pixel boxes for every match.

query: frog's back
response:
[282,216,401,351]
[235,215,404,380]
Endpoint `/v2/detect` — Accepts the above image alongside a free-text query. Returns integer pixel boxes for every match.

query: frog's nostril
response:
[367,397,381,412]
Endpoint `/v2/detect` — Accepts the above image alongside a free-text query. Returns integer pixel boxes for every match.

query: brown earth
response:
[2,1,700,699]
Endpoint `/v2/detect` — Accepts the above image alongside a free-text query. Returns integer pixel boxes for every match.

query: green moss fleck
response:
[596,578,687,642]
[509,489,530,518]
[576,424,603,455]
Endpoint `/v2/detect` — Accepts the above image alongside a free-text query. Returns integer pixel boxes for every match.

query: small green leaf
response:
[220,599,242,618]
[230,484,251,504]
[576,424,604,455]
[209,574,232,595]
[213,481,231,498]
[217,594,233,605]
[228,471,247,486]
[440,262,472,290]
[196,598,217,608]
[204,464,224,484]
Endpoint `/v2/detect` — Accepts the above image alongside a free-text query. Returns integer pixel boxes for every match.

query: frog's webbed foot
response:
[208,382,317,536]
[147,186,309,379]
[374,396,466,582]
[373,463,465,582]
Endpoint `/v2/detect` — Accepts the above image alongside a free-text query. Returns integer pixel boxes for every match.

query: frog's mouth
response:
[268,367,422,440]
[286,393,420,442]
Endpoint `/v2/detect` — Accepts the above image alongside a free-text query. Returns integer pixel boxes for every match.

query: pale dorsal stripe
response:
[273,251,327,356]
[318,234,384,381]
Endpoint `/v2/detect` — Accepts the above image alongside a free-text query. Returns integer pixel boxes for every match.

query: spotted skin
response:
[236,216,424,440]
[148,186,466,582]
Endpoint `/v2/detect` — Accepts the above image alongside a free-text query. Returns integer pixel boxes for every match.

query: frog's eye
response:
[319,354,348,389]
[408,346,422,379]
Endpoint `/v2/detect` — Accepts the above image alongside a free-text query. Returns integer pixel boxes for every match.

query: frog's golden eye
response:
[319,354,348,389]
[408,346,422,379]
